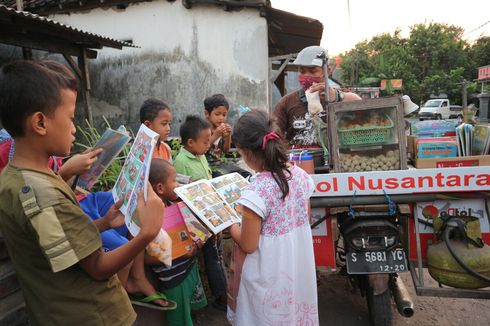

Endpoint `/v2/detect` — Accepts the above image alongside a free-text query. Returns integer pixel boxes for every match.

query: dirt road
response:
[194,270,490,326]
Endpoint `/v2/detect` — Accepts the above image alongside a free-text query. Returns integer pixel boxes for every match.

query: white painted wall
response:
[51,1,268,82]
[50,1,269,131]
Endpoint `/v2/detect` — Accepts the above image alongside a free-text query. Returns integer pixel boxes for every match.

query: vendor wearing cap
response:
[273,45,361,148]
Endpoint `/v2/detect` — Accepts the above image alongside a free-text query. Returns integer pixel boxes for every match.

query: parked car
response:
[448,105,463,119]
[418,99,450,120]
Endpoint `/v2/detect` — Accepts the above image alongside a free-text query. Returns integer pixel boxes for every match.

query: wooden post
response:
[274,71,286,97]
[17,0,33,61]
[268,54,295,112]
[268,57,275,113]
[77,48,93,125]
[63,53,83,80]
[22,47,32,60]
[16,0,23,10]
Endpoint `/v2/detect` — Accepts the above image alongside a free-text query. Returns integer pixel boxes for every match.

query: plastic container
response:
[291,152,315,174]
[338,114,394,146]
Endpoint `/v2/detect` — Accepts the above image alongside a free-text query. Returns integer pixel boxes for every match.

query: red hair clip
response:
[262,132,280,150]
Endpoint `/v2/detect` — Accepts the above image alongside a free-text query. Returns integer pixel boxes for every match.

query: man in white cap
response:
[273,45,360,147]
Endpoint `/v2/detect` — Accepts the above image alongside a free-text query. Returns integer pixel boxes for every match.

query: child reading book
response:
[0,60,104,183]
[146,158,207,325]
[140,98,173,162]
[0,60,164,325]
[227,109,318,325]
[174,115,228,311]
[78,191,177,310]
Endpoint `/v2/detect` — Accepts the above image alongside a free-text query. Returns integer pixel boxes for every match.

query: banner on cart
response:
[409,199,490,261]
[311,208,336,270]
[312,166,490,197]
[415,199,490,234]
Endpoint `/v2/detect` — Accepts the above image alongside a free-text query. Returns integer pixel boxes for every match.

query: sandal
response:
[130,292,177,311]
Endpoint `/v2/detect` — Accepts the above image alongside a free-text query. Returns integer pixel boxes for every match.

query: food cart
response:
[302,97,490,325]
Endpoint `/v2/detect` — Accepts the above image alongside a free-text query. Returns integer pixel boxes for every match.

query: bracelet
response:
[336,89,344,102]
[328,89,344,103]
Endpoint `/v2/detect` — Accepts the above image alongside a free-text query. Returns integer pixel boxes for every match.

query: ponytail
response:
[232,110,291,199]
[263,136,290,199]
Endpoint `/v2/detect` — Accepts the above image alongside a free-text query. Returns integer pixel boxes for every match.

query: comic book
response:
[111,124,159,236]
[177,201,212,243]
[163,204,194,260]
[77,126,130,190]
[174,173,249,234]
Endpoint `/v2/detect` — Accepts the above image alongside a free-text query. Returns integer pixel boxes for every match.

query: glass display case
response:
[327,97,408,173]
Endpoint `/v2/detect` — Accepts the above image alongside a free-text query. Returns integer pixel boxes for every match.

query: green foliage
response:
[76,118,132,192]
[340,22,488,105]
[167,137,182,160]
[467,36,490,70]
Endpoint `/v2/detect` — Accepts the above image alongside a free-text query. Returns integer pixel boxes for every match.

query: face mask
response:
[298,75,322,91]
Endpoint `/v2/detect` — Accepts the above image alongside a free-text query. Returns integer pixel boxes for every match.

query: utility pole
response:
[16,0,23,11]
[462,79,468,108]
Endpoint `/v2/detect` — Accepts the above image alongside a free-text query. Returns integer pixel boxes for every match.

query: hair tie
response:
[262,132,280,150]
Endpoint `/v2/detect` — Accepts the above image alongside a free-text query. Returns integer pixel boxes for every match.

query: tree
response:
[408,23,468,102]
[468,36,490,78]
[339,22,481,105]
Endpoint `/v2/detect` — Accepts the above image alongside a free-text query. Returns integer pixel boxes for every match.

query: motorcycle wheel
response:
[366,286,392,326]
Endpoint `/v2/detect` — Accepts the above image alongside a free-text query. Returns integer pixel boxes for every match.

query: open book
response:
[174,173,249,234]
[77,126,130,190]
[111,124,159,236]
[177,201,212,242]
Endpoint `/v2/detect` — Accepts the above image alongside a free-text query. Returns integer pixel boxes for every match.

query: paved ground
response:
[194,268,490,326]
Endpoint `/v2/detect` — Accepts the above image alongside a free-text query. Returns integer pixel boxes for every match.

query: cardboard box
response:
[408,135,490,168]
[416,139,458,158]
[415,155,490,168]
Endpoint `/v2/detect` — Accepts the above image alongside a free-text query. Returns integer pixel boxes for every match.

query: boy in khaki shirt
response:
[0,60,164,325]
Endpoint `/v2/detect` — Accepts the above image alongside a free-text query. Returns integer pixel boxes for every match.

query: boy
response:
[146,158,207,326]
[173,115,228,311]
[78,191,177,311]
[0,60,164,325]
[140,98,173,162]
[204,94,232,161]
[174,115,212,181]
[203,94,251,179]
[0,60,104,183]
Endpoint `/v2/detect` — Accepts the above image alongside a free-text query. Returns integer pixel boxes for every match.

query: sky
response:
[271,0,490,56]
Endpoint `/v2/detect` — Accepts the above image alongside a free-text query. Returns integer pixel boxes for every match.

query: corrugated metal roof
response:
[1,0,77,10]
[0,4,136,49]
[0,0,269,14]
[266,7,323,56]
[0,1,321,56]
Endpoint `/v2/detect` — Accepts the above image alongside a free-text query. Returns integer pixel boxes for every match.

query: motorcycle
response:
[329,194,414,325]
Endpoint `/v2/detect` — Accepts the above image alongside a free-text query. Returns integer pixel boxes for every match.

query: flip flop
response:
[130,292,177,311]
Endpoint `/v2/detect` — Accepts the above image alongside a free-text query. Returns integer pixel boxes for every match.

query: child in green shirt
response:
[174,115,228,311]
[174,115,212,182]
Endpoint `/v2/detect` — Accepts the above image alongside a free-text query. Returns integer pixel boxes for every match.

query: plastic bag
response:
[305,89,323,116]
[146,229,172,267]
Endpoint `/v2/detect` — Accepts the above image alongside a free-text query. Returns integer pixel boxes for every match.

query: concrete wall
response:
[51,0,269,133]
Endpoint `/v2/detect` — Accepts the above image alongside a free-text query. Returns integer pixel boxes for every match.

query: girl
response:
[228,109,319,325]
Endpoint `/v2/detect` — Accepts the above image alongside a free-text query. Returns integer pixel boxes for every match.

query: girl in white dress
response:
[228,109,319,325]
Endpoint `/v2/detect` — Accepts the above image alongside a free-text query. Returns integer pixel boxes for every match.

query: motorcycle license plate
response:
[346,248,408,274]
